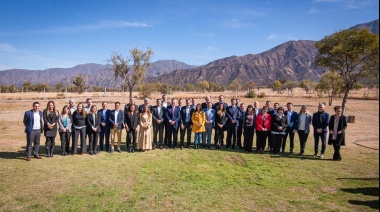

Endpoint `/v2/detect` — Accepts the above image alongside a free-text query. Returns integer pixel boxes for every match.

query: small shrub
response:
[245,90,256,98]
[56,93,65,99]
[258,92,266,98]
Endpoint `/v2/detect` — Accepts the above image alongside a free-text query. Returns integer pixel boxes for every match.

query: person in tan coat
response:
[191,104,206,149]
[138,106,153,151]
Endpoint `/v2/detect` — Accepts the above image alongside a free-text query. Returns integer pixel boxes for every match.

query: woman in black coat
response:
[328,106,347,161]
[43,101,58,157]
[86,105,101,155]
[270,107,288,154]
[214,103,227,149]
[124,104,140,153]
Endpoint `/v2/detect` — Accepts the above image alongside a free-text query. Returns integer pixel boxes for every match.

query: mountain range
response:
[0,19,378,88]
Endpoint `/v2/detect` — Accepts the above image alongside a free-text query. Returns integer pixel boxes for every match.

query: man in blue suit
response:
[312,103,330,159]
[23,102,43,161]
[283,102,298,153]
[226,98,241,149]
[98,101,111,152]
[165,98,181,149]
[109,102,124,153]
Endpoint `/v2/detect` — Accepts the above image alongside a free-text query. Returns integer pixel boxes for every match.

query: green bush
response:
[245,90,256,98]
[258,92,266,98]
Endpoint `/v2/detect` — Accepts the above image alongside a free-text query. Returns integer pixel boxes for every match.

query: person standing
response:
[283,102,298,153]
[43,101,59,158]
[138,106,153,151]
[213,95,228,111]
[180,98,193,149]
[202,102,215,149]
[72,103,87,155]
[162,94,171,147]
[243,105,255,153]
[237,103,246,149]
[23,102,43,161]
[86,105,101,155]
[297,105,312,155]
[97,101,110,152]
[138,98,153,113]
[84,98,92,113]
[152,99,165,149]
[58,105,72,156]
[124,104,140,153]
[201,96,211,109]
[124,96,135,117]
[192,104,205,149]
[328,106,347,161]
[68,99,76,115]
[214,103,227,149]
[164,98,181,149]
[271,107,288,154]
[312,103,330,159]
[226,98,240,149]
[109,102,124,153]
[256,106,271,154]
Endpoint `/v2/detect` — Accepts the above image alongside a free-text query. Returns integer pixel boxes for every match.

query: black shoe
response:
[61,152,65,156]
[290,150,294,154]
[94,151,97,155]
[232,146,236,150]
[117,149,122,153]
[89,151,93,155]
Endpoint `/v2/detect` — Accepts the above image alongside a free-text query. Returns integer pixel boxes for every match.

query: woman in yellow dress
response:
[191,104,206,149]
[138,105,153,151]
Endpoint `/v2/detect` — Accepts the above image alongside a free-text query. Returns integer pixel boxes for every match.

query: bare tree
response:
[72,74,88,94]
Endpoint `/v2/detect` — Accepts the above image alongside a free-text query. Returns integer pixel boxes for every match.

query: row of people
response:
[23,95,347,161]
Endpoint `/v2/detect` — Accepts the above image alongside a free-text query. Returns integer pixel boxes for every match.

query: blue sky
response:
[0,0,378,71]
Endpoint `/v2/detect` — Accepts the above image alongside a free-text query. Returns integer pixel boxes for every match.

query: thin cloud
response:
[313,0,372,9]
[267,33,278,40]
[224,19,256,29]
[0,43,40,54]
[308,6,320,14]
[0,20,151,36]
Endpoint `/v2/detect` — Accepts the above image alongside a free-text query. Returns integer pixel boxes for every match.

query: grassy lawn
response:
[0,139,378,212]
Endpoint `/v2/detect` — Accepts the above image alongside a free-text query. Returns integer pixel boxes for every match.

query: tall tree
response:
[110,48,153,97]
[72,74,88,94]
[315,29,379,113]
[316,71,344,106]
[197,80,209,93]
[283,81,299,96]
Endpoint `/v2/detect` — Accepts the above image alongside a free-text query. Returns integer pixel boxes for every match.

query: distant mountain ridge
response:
[0,60,196,87]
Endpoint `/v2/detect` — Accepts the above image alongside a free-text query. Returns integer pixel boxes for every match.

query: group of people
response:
[23,95,347,161]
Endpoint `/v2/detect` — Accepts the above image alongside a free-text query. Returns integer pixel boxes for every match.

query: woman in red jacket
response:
[256,106,271,154]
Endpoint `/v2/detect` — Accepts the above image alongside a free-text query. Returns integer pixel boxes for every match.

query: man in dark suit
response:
[109,102,124,153]
[226,98,241,149]
[165,98,181,149]
[312,103,330,159]
[138,98,153,113]
[23,102,43,161]
[283,102,298,153]
[213,95,228,111]
[124,96,135,119]
[237,103,246,149]
[162,94,171,146]
[152,99,165,149]
[180,98,192,149]
[97,101,111,152]
[201,96,211,109]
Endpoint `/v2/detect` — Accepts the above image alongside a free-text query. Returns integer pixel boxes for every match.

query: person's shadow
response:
[0,150,26,160]
[341,186,379,210]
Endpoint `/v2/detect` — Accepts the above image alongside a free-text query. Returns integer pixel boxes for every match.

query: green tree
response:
[228,79,242,93]
[283,81,299,96]
[268,80,283,94]
[184,83,195,92]
[22,81,32,92]
[299,79,317,97]
[72,74,88,94]
[110,48,153,97]
[316,71,344,106]
[242,81,256,91]
[55,83,64,92]
[0,85,9,93]
[32,83,52,92]
[139,83,157,98]
[8,85,17,93]
[315,29,379,113]
[197,80,209,93]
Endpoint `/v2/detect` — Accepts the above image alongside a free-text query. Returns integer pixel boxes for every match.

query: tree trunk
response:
[328,94,333,106]
[341,86,350,116]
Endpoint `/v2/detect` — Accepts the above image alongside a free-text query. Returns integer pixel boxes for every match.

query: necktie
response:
[172,106,175,120]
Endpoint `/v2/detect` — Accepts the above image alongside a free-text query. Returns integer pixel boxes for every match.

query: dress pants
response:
[202,123,213,146]
[73,127,86,154]
[256,130,269,151]
[237,125,243,148]
[332,140,342,160]
[99,126,110,151]
[60,131,71,154]
[180,122,191,147]
[272,133,284,154]
[167,124,178,148]
[297,130,309,153]
[110,128,122,151]
[88,131,99,153]
[243,126,254,152]
[282,130,295,152]
[45,137,55,155]
[214,127,225,146]
[226,124,238,147]
[127,129,138,150]
[313,131,327,154]
[26,129,41,157]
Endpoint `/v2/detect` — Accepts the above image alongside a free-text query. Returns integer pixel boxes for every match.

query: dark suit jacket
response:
[138,104,153,114]
[226,106,241,127]
[180,106,193,125]
[23,110,43,134]
[284,110,298,131]
[125,112,140,130]
[271,114,288,132]
[312,111,330,133]
[86,113,101,133]
[201,102,212,110]
[328,115,347,146]
[109,110,124,130]
[213,102,228,111]
[43,109,58,137]
[97,109,110,129]
[165,105,181,129]
[152,106,165,127]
